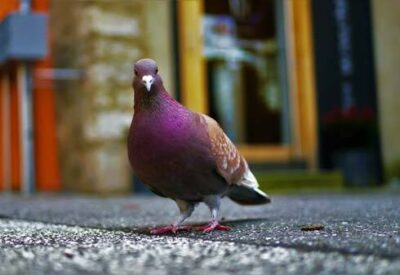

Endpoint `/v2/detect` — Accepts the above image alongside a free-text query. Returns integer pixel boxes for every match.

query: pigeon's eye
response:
[134,69,138,76]
[155,68,158,74]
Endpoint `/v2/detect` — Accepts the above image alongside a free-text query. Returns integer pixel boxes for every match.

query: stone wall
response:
[50,0,175,193]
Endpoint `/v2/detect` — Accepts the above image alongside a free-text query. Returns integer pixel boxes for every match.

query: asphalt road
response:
[0,193,399,274]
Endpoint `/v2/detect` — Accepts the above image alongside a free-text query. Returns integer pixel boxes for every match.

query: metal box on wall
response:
[0,13,47,64]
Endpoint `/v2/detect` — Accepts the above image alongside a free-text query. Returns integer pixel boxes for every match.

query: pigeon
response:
[128,58,271,234]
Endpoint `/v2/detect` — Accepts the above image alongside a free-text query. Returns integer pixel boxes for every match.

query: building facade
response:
[0,0,398,193]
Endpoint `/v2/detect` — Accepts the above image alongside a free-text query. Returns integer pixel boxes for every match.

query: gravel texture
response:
[1,219,399,275]
[0,193,399,274]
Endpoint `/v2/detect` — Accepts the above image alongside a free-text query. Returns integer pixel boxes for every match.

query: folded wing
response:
[200,114,271,205]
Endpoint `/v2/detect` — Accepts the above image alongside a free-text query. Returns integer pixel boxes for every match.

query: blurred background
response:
[0,0,399,195]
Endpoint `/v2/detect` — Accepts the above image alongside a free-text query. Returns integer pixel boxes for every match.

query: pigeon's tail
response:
[227,185,271,205]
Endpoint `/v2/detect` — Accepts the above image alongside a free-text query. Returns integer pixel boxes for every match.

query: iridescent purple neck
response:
[133,80,187,119]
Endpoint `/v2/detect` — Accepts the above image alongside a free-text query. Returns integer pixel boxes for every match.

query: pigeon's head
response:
[133,58,160,92]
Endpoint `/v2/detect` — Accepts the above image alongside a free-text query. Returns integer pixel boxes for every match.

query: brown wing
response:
[200,114,248,185]
[199,114,270,205]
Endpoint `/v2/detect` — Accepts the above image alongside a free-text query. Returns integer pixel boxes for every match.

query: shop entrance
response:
[203,0,291,145]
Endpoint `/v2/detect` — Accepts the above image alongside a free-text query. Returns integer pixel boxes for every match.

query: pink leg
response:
[150,224,193,235]
[194,220,231,233]
[150,200,196,235]
[195,196,231,233]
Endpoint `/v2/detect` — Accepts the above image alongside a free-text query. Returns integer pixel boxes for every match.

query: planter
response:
[334,149,378,187]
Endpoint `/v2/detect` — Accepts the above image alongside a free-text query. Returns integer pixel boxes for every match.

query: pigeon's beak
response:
[142,75,154,92]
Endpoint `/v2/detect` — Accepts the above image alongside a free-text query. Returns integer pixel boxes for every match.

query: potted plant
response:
[323,106,378,186]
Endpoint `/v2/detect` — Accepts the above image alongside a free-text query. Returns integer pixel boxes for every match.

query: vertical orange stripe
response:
[32,0,48,12]
[9,63,21,191]
[1,1,20,191]
[0,0,19,20]
[32,0,61,191]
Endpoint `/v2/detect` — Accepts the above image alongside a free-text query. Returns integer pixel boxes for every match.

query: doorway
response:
[203,0,291,146]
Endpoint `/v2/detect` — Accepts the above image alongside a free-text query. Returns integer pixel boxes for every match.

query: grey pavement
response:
[0,193,399,274]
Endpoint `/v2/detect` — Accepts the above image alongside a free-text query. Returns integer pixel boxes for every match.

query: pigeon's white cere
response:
[142,75,154,91]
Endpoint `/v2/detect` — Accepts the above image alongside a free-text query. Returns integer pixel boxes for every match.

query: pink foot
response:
[150,225,192,235]
[194,221,232,233]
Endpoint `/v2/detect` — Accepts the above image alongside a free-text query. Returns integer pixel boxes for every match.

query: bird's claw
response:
[194,222,231,233]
